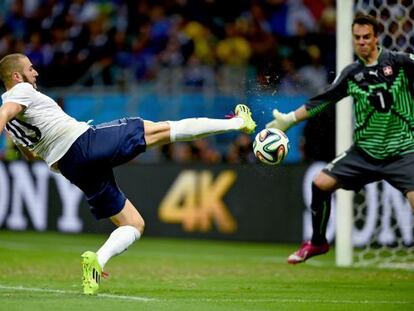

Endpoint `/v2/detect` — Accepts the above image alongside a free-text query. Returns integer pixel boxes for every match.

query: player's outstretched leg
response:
[235,104,256,134]
[162,104,257,144]
[81,251,102,295]
[287,241,330,264]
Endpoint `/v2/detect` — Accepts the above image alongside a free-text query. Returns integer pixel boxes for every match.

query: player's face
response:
[20,57,39,89]
[352,24,378,62]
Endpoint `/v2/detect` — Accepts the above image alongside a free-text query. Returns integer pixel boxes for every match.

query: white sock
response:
[96,225,141,269]
[167,117,244,142]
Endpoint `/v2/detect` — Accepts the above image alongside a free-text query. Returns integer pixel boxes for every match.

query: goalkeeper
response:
[267,13,414,264]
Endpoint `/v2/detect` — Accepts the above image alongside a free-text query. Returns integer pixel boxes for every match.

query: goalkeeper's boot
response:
[81,251,102,295]
[287,241,329,264]
[235,104,256,134]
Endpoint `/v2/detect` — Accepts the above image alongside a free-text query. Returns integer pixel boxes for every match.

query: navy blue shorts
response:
[58,118,146,219]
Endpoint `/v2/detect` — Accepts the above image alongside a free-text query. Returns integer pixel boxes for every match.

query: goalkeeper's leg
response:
[288,172,339,264]
[310,182,332,245]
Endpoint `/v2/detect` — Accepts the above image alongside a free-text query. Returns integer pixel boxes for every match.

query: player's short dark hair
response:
[352,13,380,36]
[0,53,26,88]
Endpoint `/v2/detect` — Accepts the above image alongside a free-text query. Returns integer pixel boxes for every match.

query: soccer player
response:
[266,13,414,264]
[0,53,256,294]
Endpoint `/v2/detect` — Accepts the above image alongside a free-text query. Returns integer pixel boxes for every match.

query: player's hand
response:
[266,109,297,131]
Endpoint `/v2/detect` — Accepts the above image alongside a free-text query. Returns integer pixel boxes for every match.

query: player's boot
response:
[81,251,102,295]
[287,241,330,264]
[235,104,256,134]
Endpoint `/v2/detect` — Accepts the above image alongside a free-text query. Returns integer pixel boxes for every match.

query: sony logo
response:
[0,161,84,232]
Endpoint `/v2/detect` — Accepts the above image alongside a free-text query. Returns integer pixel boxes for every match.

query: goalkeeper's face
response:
[352,24,378,62]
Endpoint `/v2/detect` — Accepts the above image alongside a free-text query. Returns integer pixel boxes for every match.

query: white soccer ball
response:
[253,128,290,165]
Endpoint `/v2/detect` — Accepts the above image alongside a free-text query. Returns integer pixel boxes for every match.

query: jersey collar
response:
[357,46,383,67]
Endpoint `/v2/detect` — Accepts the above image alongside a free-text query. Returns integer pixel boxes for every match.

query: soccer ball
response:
[253,128,290,165]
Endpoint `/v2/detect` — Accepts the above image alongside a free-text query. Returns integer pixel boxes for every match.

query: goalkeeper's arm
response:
[266,105,310,131]
[266,60,353,132]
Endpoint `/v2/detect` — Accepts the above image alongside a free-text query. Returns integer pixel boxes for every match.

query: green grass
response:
[0,231,413,311]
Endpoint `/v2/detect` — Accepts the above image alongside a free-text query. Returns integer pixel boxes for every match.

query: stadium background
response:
[0,0,337,164]
[0,0,339,242]
[0,1,413,309]
[0,0,411,248]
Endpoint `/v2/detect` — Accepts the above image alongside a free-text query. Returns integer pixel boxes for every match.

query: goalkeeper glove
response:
[266,109,297,131]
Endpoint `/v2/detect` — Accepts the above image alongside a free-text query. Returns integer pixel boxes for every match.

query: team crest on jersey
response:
[354,72,364,81]
[410,54,414,61]
[383,66,393,76]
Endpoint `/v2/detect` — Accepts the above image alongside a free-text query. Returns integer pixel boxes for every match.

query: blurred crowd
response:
[158,134,257,164]
[0,0,339,164]
[0,0,336,93]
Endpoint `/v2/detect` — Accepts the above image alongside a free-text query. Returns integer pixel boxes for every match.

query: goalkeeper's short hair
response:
[352,13,380,36]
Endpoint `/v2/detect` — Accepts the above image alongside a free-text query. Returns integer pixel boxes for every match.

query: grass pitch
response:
[0,231,413,311]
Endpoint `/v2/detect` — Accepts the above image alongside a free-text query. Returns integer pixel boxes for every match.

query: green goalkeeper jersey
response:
[305,47,414,160]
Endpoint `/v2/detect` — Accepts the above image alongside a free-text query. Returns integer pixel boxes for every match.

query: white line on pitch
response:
[192,297,413,305]
[1,284,412,305]
[0,285,156,302]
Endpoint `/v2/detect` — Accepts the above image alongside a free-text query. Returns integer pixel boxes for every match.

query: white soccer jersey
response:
[1,82,90,168]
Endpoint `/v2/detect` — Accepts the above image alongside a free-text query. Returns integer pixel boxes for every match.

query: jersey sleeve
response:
[1,83,34,107]
[305,65,354,117]
[395,52,414,82]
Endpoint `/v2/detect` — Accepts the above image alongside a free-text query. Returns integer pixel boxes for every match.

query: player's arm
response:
[266,66,352,131]
[0,102,24,133]
[0,102,39,161]
[14,143,40,161]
